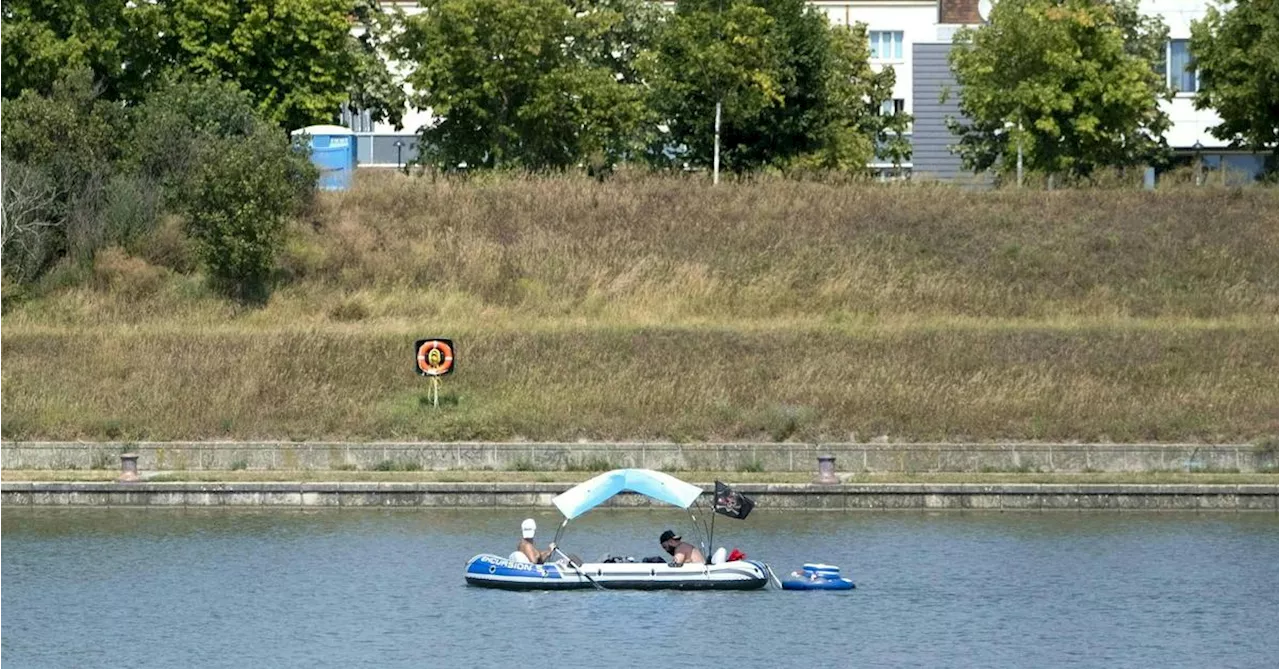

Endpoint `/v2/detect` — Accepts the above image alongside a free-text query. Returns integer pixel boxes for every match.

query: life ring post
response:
[414,338,455,409]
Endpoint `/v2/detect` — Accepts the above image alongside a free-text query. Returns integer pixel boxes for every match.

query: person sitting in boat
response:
[515,518,555,564]
[659,529,704,566]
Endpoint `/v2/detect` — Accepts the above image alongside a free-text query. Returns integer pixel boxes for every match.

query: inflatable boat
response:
[779,563,855,590]
[465,469,772,591]
[465,553,769,590]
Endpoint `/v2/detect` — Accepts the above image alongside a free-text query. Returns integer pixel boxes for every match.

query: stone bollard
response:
[118,453,140,482]
[814,454,838,484]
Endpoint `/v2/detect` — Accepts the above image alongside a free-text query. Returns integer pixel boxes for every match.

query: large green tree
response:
[785,22,911,173]
[159,0,368,131]
[647,0,780,171]
[948,0,1171,180]
[1189,0,1279,152]
[395,0,652,170]
[1,69,127,217]
[2,0,404,131]
[0,0,164,101]
[648,0,905,174]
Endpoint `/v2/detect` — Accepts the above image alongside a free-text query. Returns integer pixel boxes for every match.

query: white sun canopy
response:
[552,469,704,520]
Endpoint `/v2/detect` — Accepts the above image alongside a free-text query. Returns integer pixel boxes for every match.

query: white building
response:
[357,0,1269,179]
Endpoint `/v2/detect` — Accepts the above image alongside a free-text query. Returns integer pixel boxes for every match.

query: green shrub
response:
[125,76,259,209]
[184,126,316,304]
[62,172,163,266]
[136,216,197,273]
[103,173,163,250]
[1,69,126,214]
[0,281,27,315]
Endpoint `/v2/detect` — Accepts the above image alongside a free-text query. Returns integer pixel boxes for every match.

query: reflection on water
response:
[3,509,1276,668]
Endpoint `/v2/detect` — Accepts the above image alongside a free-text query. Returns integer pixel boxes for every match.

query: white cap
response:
[521,518,536,539]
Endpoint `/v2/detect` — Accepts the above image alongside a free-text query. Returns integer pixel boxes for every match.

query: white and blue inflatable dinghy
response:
[466,554,770,591]
[780,563,855,591]
[466,469,770,591]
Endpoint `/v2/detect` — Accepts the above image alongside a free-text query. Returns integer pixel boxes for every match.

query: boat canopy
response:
[552,469,704,520]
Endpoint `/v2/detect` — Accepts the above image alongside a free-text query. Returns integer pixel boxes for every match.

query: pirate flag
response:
[714,481,755,520]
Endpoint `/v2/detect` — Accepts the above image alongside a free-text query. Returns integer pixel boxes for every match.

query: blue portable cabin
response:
[290,124,357,191]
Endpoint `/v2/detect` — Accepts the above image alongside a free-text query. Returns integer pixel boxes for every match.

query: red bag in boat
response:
[727,548,746,562]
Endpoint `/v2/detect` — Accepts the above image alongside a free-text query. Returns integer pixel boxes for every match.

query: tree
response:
[1,68,127,226]
[785,22,910,173]
[1190,0,1279,152]
[123,76,261,208]
[569,0,666,86]
[346,0,408,130]
[648,0,906,174]
[948,0,1171,180]
[158,0,395,132]
[395,0,651,170]
[0,0,164,102]
[3,0,403,132]
[647,0,782,171]
[1,159,61,284]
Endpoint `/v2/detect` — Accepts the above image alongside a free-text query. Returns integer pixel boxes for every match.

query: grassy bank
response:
[2,175,1275,443]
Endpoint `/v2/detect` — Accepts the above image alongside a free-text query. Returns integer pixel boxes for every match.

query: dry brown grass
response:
[275,172,1277,321]
[2,324,1274,442]
[2,174,1275,443]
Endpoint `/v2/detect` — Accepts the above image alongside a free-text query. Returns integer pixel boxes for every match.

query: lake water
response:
[2,508,1276,668]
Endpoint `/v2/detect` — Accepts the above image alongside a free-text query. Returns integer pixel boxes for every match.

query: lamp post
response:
[713,101,721,186]
[1004,119,1023,187]
[1016,119,1023,188]
[1192,140,1203,186]
[394,140,404,169]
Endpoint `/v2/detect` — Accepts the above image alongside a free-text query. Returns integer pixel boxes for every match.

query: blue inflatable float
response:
[780,563,855,590]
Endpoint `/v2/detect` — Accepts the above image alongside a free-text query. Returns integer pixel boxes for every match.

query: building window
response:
[880,98,905,116]
[869,31,904,61]
[1168,40,1198,93]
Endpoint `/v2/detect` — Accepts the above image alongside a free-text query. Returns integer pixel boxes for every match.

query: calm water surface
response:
[2,508,1276,668]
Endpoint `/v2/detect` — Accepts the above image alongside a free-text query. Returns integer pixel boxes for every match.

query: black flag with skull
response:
[714,481,755,520]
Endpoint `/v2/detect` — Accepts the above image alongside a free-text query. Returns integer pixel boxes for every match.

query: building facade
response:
[912,0,1272,182]
[358,0,1268,180]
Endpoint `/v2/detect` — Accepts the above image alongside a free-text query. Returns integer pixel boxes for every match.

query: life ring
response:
[416,339,454,376]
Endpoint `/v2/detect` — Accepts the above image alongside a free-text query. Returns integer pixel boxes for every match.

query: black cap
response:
[659,529,680,544]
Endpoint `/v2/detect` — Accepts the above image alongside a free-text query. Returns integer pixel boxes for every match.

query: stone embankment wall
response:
[3,442,1275,473]
[1,482,1274,510]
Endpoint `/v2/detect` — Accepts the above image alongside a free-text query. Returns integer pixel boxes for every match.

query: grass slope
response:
[2,175,1275,443]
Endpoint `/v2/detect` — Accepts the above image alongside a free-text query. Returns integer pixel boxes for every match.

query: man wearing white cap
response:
[516,518,555,564]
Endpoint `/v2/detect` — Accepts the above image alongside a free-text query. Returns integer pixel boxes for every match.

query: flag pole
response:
[708,501,717,561]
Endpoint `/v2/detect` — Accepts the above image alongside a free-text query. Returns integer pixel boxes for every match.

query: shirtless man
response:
[517,518,555,564]
[659,529,705,566]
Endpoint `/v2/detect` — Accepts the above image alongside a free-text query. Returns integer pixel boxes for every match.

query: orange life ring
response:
[416,339,454,376]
